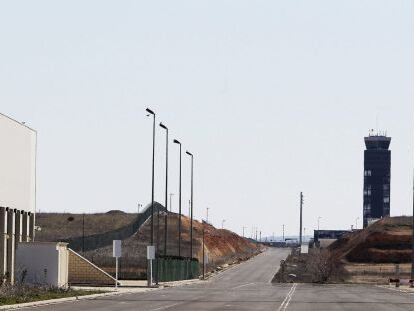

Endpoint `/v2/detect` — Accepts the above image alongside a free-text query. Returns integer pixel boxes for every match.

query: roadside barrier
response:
[157,257,199,282]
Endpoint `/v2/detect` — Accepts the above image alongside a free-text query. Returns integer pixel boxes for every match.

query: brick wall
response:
[68,249,116,285]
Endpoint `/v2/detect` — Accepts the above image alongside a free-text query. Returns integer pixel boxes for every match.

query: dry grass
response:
[0,284,101,306]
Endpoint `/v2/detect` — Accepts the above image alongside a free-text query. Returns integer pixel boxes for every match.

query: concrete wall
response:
[15,242,68,288]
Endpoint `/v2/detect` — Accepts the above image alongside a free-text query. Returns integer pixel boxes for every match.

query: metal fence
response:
[157,258,199,282]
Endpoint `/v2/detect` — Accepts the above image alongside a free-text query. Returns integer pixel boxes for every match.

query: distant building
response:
[363,132,391,228]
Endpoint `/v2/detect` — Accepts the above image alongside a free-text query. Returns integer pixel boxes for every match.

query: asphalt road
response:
[33,248,414,311]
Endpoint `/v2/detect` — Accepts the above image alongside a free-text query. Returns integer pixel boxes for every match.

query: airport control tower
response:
[363,131,391,228]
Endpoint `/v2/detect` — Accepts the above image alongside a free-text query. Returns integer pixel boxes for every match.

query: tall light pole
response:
[282,224,285,241]
[186,151,194,259]
[146,108,156,247]
[159,123,168,257]
[299,192,303,245]
[173,139,182,257]
[206,207,210,224]
[242,226,246,238]
[355,217,359,230]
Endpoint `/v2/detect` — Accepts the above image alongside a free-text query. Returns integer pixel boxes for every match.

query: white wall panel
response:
[0,113,36,212]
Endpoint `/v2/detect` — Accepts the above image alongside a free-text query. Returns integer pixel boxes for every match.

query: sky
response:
[1,1,414,237]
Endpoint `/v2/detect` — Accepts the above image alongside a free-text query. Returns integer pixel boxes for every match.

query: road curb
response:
[0,288,154,310]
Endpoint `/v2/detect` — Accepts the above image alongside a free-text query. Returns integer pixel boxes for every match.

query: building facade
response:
[363,133,391,228]
[0,113,36,284]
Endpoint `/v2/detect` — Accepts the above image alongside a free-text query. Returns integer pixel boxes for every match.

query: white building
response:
[0,113,36,284]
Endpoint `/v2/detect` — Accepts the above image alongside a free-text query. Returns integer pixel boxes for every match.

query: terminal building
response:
[363,132,391,228]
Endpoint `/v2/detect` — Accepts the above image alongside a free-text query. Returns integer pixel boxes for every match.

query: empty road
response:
[33,248,414,310]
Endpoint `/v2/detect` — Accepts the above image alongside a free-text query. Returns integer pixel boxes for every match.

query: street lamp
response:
[146,108,155,247]
[159,122,168,257]
[355,217,359,230]
[186,151,194,259]
[173,139,182,257]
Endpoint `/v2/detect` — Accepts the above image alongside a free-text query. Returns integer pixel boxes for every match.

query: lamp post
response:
[355,217,359,230]
[159,123,168,257]
[186,151,194,259]
[146,108,156,247]
[173,139,182,257]
[206,207,210,224]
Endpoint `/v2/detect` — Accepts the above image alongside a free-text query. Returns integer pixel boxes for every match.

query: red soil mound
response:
[329,216,413,263]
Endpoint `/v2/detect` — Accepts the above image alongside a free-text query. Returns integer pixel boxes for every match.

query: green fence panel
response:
[157,258,199,282]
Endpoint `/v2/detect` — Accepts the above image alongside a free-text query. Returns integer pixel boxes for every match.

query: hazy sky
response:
[1,1,414,237]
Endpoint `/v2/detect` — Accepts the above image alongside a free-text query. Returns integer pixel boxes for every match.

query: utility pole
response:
[282,224,285,241]
[259,231,261,242]
[242,226,246,238]
[299,192,303,245]
[206,207,209,224]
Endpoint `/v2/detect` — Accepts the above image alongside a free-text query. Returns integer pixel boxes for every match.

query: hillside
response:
[329,216,413,263]
[35,210,259,279]
[35,211,137,241]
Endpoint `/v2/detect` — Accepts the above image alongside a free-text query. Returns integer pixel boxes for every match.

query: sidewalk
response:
[377,284,414,293]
